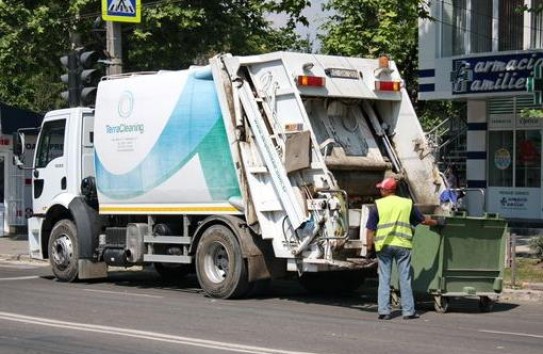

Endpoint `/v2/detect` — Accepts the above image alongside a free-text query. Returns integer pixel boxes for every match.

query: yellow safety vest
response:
[374,195,415,251]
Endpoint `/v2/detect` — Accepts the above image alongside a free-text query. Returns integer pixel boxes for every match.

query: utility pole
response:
[106,21,123,75]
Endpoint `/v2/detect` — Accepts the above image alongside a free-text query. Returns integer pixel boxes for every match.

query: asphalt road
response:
[1,261,542,354]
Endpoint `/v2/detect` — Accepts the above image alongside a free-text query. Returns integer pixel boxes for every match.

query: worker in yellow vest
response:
[365,177,440,320]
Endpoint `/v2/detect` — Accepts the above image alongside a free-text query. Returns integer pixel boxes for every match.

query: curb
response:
[0,254,48,265]
[500,288,543,303]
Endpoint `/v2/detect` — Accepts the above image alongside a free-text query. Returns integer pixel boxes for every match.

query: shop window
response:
[488,131,513,187]
[499,0,524,51]
[531,0,543,48]
[516,130,541,187]
[471,0,492,53]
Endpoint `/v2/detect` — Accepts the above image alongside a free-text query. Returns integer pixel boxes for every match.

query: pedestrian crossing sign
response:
[102,0,141,23]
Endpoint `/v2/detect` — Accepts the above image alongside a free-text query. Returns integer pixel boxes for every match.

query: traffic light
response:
[78,49,101,107]
[526,63,543,105]
[60,52,81,107]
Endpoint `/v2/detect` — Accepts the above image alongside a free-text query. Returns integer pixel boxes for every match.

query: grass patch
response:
[504,257,543,287]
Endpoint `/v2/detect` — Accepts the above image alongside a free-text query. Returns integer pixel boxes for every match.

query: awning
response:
[0,102,43,134]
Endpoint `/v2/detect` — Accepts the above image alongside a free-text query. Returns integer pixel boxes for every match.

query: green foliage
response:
[504,257,543,287]
[124,0,311,71]
[520,109,543,119]
[417,100,466,132]
[528,236,543,260]
[0,0,311,113]
[0,0,71,112]
[319,0,429,98]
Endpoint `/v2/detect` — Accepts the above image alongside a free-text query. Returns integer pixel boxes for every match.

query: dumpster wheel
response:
[478,296,495,312]
[433,295,449,313]
[390,290,400,308]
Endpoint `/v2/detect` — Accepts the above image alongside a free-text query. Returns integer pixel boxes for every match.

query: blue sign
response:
[451,52,543,95]
[102,0,141,23]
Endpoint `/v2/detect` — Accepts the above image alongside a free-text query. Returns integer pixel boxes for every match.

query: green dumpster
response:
[391,213,507,313]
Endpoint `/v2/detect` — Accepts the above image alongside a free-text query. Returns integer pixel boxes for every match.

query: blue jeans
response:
[377,245,415,316]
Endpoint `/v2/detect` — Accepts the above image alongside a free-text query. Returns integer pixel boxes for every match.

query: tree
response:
[0,0,311,113]
[120,0,312,71]
[319,0,429,99]
[0,1,72,113]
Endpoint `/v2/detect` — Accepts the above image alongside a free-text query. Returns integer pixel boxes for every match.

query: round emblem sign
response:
[494,148,511,170]
[118,91,134,118]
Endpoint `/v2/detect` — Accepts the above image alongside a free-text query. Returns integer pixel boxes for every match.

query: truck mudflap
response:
[68,197,101,259]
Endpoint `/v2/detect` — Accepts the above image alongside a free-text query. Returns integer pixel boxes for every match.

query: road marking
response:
[0,276,40,282]
[0,311,319,354]
[83,288,163,298]
[479,329,543,339]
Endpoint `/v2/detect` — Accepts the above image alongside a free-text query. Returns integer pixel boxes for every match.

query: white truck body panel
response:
[235,52,401,100]
[94,69,242,214]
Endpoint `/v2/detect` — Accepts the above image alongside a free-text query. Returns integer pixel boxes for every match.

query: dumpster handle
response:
[451,187,485,212]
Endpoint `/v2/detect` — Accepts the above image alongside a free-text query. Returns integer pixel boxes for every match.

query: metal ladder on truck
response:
[219,55,342,253]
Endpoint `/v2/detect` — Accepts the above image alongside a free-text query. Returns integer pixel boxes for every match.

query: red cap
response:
[376,177,397,191]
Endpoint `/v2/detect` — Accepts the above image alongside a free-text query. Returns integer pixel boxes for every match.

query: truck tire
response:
[299,271,365,295]
[48,219,79,282]
[433,295,449,313]
[195,225,249,299]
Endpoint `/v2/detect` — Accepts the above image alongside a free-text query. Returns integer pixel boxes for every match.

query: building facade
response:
[419,0,543,221]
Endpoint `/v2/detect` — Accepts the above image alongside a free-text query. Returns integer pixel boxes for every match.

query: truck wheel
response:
[433,295,449,313]
[48,219,79,282]
[478,296,494,312]
[299,271,365,295]
[195,225,249,299]
[390,290,401,308]
[154,263,193,282]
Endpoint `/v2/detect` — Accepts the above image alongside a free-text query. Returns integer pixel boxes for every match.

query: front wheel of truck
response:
[195,224,249,299]
[48,219,79,282]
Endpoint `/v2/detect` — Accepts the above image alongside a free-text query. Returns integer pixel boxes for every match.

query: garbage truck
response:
[16,51,459,299]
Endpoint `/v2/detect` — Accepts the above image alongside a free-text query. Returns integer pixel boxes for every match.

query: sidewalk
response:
[1,233,542,303]
[0,234,46,264]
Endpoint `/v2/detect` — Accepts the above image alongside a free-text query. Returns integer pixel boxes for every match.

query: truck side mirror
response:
[12,131,26,168]
[12,131,25,156]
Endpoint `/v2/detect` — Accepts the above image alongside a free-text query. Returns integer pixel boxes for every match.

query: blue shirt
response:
[365,203,425,231]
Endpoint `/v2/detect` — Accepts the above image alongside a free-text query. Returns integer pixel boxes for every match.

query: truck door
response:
[32,118,67,216]
[81,114,94,180]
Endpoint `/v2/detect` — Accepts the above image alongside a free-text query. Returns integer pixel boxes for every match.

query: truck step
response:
[247,166,268,174]
[344,240,364,249]
[144,236,191,244]
[346,258,378,268]
[143,254,192,263]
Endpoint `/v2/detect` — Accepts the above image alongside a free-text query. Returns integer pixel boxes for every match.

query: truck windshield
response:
[35,119,66,168]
